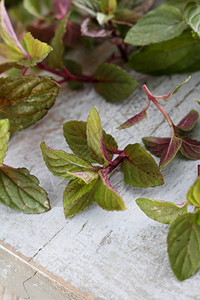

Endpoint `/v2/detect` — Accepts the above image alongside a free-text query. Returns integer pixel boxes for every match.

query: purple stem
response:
[198,165,200,177]
[21,67,28,76]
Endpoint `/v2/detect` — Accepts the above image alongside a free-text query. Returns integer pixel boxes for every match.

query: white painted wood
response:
[0,66,199,298]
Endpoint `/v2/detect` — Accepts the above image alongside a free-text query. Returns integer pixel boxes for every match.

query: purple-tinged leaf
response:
[118,110,147,130]
[176,110,199,131]
[52,0,71,20]
[0,62,23,74]
[154,76,191,101]
[64,20,81,46]
[180,137,200,159]
[159,134,182,168]
[66,170,99,184]
[94,170,126,211]
[0,0,27,56]
[81,18,112,38]
[142,136,171,157]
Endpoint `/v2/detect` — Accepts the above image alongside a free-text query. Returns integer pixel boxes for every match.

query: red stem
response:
[198,165,200,177]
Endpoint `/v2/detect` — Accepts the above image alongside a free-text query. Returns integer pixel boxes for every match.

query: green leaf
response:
[184,2,200,38]
[72,0,100,16]
[136,198,188,224]
[187,177,200,207]
[63,179,97,218]
[168,213,200,281]
[165,0,198,11]
[100,0,117,15]
[63,120,118,162]
[0,43,25,61]
[20,32,53,66]
[94,171,126,211]
[48,17,67,69]
[63,59,83,90]
[127,31,200,75]
[122,144,164,188]
[125,5,187,46]
[0,119,9,166]
[94,63,138,102]
[0,75,59,131]
[67,171,99,184]
[86,107,108,165]
[0,166,50,213]
[23,0,45,19]
[0,62,23,74]
[96,12,113,25]
[41,142,95,180]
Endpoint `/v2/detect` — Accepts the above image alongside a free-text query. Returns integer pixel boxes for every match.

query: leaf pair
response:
[136,175,200,281]
[0,119,50,213]
[41,106,164,218]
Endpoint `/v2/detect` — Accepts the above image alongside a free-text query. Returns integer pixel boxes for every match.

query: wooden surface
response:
[0,65,200,298]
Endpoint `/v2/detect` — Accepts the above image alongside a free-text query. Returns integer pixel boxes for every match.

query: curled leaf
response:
[81,17,112,38]
[176,110,199,131]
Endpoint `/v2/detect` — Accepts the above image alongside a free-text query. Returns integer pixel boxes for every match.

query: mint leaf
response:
[94,171,126,211]
[122,143,164,188]
[0,166,50,213]
[165,0,198,11]
[168,213,200,281]
[81,17,112,38]
[48,17,67,69]
[0,62,23,74]
[63,59,83,90]
[41,142,95,180]
[63,179,97,218]
[66,171,99,184]
[0,119,9,166]
[180,138,200,160]
[159,134,182,168]
[20,32,52,66]
[24,0,45,19]
[176,110,199,131]
[52,0,71,19]
[72,0,100,16]
[63,120,118,162]
[125,5,187,46]
[187,177,200,207]
[0,75,59,131]
[128,31,200,75]
[142,137,171,157]
[86,107,108,165]
[136,198,188,224]
[100,0,117,15]
[184,2,200,38]
[94,63,138,102]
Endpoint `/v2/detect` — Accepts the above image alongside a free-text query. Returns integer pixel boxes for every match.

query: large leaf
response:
[41,142,94,180]
[0,166,50,213]
[176,110,199,131]
[128,31,200,75]
[94,171,126,211]
[87,107,108,165]
[165,0,198,11]
[187,177,200,207]
[136,198,188,224]
[122,143,164,188]
[168,213,200,281]
[63,120,118,162]
[63,179,97,218]
[0,119,9,166]
[180,137,200,159]
[94,63,138,102]
[125,5,187,46]
[0,75,59,131]
[48,17,67,69]
[20,32,53,66]
[184,1,200,38]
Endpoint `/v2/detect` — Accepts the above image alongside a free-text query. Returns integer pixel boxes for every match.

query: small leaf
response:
[180,138,200,160]
[125,5,187,46]
[41,142,94,180]
[0,119,9,165]
[67,170,99,184]
[168,213,200,281]
[0,75,59,131]
[63,179,97,218]
[122,143,164,188]
[0,166,50,213]
[184,2,200,38]
[96,12,113,25]
[136,198,188,224]
[117,107,148,129]
[187,177,200,207]
[94,63,138,102]
[100,0,117,15]
[154,76,191,101]
[63,59,83,90]
[20,32,53,66]
[128,31,200,75]
[94,171,126,211]
[114,8,140,25]
[87,107,108,165]
[72,0,100,17]
[24,0,45,19]
[159,134,182,168]
[63,120,118,162]
[48,17,67,69]
[176,110,199,131]
[142,136,171,157]
[81,17,112,38]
